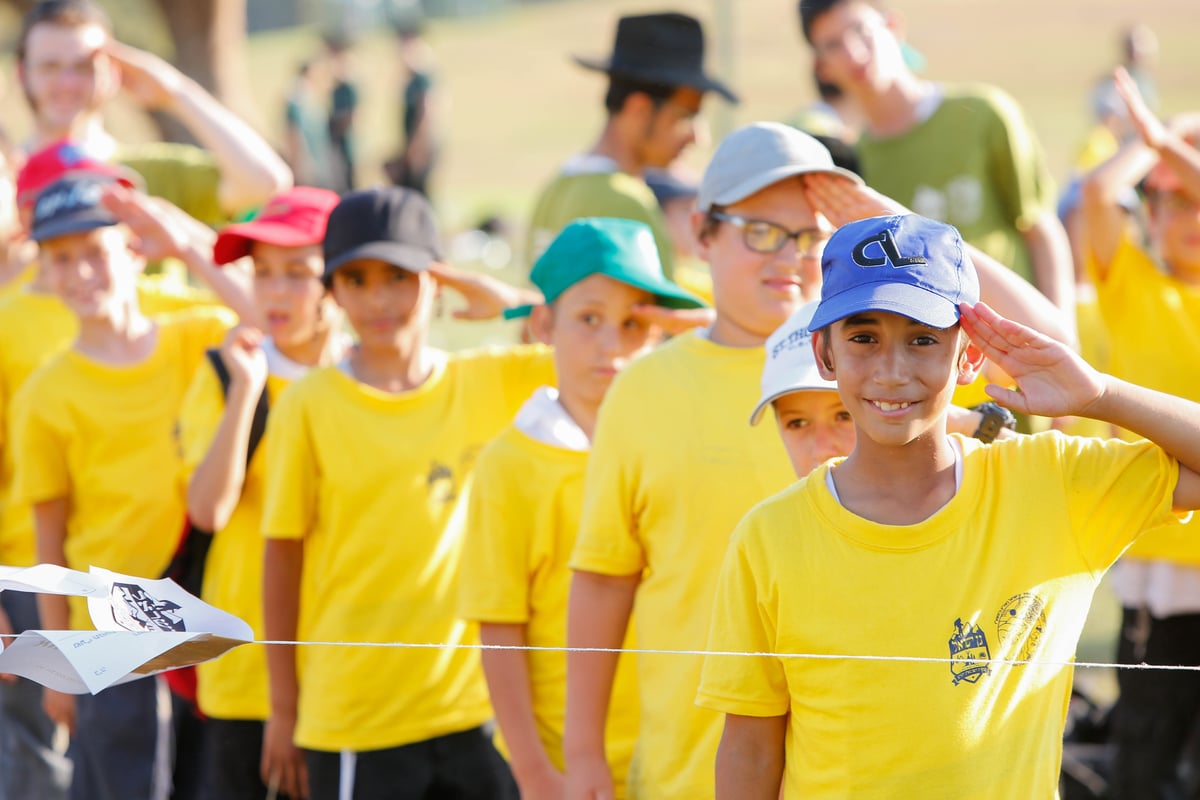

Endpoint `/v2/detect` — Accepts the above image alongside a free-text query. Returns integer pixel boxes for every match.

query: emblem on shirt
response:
[427,460,457,504]
[109,583,186,632]
[948,617,991,685]
[995,593,1047,661]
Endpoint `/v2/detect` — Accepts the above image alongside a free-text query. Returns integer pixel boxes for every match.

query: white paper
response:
[0,565,253,694]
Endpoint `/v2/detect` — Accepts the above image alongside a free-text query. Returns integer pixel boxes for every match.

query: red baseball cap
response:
[16,140,142,208]
[213,186,341,266]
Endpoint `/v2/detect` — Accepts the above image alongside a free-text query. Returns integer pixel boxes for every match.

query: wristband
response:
[969,402,1017,443]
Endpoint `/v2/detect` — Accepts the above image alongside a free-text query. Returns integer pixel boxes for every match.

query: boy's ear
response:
[691,209,712,261]
[813,329,836,379]
[528,303,555,346]
[956,337,986,386]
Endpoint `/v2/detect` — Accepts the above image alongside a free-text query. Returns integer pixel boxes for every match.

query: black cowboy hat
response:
[573,12,738,104]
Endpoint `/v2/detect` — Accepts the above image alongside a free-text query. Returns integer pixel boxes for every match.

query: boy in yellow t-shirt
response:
[563,122,1052,800]
[698,213,1200,798]
[177,186,344,800]
[9,174,234,800]
[1079,69,1200,795]
[459,217,704,799]
[260,187,551,800]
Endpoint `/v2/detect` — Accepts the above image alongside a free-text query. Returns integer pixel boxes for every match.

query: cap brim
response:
[707,163,863,210]
[571,56,739,103]
[214,220,324,265]
[809,281,962,332]
[749,380,838,426]
[31,216,118,244]
[323,241,435,279]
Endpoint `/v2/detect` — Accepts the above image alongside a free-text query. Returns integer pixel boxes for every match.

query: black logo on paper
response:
[110,583,186,632]
[852,230,927,269]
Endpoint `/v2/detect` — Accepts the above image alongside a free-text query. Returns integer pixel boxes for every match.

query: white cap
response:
[697,121,862,212]
[750,301,839,426]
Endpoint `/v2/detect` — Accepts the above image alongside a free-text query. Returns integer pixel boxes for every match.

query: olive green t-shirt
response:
[856,84,1056,284]
[526,157,676,278]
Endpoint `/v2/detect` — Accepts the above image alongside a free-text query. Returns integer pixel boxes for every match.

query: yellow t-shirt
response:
[570,331,794,799]
[1092,234,1200,563]
[697,432,1179,799]
[179,362,290,721]
[458,425,639,790]
[0,291,78,568]
[261,346,554,752]
[10,308,233,629]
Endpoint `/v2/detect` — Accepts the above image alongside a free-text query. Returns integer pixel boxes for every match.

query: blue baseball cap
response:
[30,174,120,244]
[809,214,979,331]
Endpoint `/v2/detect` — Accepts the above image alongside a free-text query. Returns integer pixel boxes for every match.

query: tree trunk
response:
[152,0,254,144]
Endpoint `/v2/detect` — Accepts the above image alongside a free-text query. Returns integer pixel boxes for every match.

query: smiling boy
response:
[697,213,1200,798]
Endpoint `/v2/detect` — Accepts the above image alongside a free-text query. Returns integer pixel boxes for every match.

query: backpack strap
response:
[204,348,270,467]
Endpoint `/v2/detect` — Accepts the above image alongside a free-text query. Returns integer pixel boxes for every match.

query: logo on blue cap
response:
[851,230,927,269]
[809,214,979,332]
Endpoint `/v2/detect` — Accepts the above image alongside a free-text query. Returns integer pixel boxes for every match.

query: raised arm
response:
[1113,67,1200,201]
[961,301,1200,509]
[185,327,268,532]
[805,174,1076,347]
[1019,212,1076,323]
[102,186,262,326]
[106,41,292,215]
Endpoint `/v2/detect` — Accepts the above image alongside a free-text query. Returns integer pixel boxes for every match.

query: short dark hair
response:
[798,0,885,44]
[604,76,678,115]
[18,0,112,63]
[797,0,841,44]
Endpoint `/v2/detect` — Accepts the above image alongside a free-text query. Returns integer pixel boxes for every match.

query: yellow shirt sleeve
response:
[1058,434,1180,571]
[459,431,534,623]
[698,516,790,718]
[10,379,69,506]
[261,380,319,540]
[570,376,647,576]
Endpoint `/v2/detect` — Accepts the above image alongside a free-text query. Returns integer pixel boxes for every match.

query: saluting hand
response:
[960,302,1106,419]
[802,172,906,229]
[105,40,185,111]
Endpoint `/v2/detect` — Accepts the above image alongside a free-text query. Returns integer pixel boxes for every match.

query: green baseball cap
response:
[505,217,706,319]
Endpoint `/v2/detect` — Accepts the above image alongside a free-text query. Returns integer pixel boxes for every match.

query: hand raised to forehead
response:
[802,172,906,229]
[104,40,184,111]
[960,302,1105,419]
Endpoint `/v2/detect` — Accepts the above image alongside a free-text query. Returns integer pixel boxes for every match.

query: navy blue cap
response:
[809,214,980,331]
[30,175,119,243]
[323,187,443,280]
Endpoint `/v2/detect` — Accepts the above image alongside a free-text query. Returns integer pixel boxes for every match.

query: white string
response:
[1,633,1193,671]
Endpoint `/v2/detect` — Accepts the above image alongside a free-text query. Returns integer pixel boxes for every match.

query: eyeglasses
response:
[709,212,831,256]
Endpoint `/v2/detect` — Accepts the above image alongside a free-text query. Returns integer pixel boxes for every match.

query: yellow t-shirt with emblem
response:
[179,362,290,721]
[698,432,1179,799]
[459,425,639,792]
[261,346,554,752]
[1091,234,1200,564]
[10,308,233,629]
[0,291,78,568]
[570,331,794,799]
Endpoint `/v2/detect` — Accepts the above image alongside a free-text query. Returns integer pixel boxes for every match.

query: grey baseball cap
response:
[697,121,862,212]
